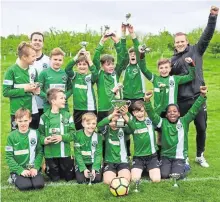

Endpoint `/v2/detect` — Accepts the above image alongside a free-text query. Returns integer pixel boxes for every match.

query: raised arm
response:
[196,6,219,56]
[177,57,196,85]
[65,57,77,78]
[144,91,163,127]
[183,86,207,124]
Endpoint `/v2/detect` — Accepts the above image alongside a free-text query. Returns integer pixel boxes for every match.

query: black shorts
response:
[103,163,130,174]
[160,157,185,179]
[132,153,160,171]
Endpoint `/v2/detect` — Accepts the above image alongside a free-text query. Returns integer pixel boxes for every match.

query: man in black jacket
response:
[171,6,219,168]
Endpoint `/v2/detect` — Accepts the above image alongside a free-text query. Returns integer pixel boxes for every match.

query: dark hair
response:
[76,55,88,65]
[165,104,180,114]
[30,32,44,41]
[131,100,144,111]
[100,54,114,65]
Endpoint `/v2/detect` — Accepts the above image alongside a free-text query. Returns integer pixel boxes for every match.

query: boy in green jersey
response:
[39,48,72,112]
[38,88,75,182]
[144,86,207,179]
[74,113,102,184]
[93,33,126,122]
[5,108,44,191]
[65,50,98,130]
[97,107,131,185]
[3,42,40,130]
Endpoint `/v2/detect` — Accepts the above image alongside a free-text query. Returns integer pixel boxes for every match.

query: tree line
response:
[1,27,220,58]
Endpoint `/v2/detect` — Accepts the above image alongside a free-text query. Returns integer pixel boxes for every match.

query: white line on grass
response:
[1,176,220,190]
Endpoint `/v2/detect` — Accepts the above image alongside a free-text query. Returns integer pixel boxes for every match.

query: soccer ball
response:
[109,177,129,197]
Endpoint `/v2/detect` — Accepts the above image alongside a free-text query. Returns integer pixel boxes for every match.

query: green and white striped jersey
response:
[74,130,102,172]
[5,129,43,175]
[3,64,38,115]
[145,96,206,159]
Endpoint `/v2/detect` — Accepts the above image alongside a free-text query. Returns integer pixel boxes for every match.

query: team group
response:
[3,6,218,191]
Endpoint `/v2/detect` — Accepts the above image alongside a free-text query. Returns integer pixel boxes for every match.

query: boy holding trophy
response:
[5,108,44,191]
[38,88,75,182]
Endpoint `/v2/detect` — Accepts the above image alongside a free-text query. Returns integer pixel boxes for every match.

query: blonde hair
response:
[47,88,65,104]
[15,108,31,120]
[50,47,65,57]
[17,41,35,59]
[82,112,97,122]
[157,58,171,68]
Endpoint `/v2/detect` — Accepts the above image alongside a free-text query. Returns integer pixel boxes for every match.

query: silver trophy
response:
[104,25,114,37]
[88,172,93,186]
[122,13,131,26]
[80,41,88,52]
[26,163,34,170]
[139,44,151,53]
[170,173,181,187]
[134,179,141,193]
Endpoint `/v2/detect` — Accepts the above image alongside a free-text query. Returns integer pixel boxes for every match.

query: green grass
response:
[1,54,220,202]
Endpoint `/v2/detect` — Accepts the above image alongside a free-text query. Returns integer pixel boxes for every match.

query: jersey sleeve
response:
[145,101,163,128]
[62,115,76,143]
[73,135,87,172]
[34,131,44,170]
[38,70,47,100]
[90,64,99,83]
[65,75,73,99]
[115,41,126,77]
[92,134,103,171]
[5,135,24,175]
[139,58,154,81]
[97,117,111,132]
[38,117,47,145]
[183,95,206,124]
[3,68,27,98]
[176,66,195,85]
[133,38,140,64]
[93,43,103,70]
[65,59,76,78]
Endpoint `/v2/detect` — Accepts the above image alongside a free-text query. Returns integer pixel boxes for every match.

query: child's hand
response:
[32,87,40,95]
[185,57,195,67]
[159,83,166,88]
[144,90,153,102]
[200,86,208,97]
[100,35,109,44]
[30,168,38,177]
[91,169,96,181]
[111,33,119,43]
[210,6,219,16]
[121,24,127,35]
[51,135,62,144]
[21,170,31,177]
[112,108,120,118]
[120,105,128,115]
[44,136,52,145]
[84,169,90,178]
[127,24,134,34]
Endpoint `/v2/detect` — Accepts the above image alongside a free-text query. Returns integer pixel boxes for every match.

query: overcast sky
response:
[1,0,220,37]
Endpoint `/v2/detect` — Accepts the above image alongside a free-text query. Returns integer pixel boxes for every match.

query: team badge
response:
[104,165,109,172]
[30,73,36,80]
[61,118,69,124]
[62,75,67,82]
[30,138,36,146]
[132,69,138,74]
[176,123,183,130]
[43,63,48,69]
[118,131,124,138]
[92,141,98,147]
[145,119,152,125]
[85,76,91,83]
[169,80,175,87]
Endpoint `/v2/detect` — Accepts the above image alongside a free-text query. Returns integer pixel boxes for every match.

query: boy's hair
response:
[100,54,114,65]
[15,108,31,120]
[157,58,171,68]
[47,88,65,104]
[82,112,97,122]
[50,47,65,58]
[165,104,180,114]
[30,32,44,41]
[76,55,89,65]
[131,100,144,111]
[128,47,135,53]
[17,41,35,59]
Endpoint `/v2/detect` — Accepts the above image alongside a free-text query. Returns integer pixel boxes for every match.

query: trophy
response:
[170,173,181,187]
[80,41,88,52]
[122,13,131,26]
[26,163,34,170]
[88,172,93,186]
[139,44,151,53]
[134,179,141,193]
[104,25,114,37]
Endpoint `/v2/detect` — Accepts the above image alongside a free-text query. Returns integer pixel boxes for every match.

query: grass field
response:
[1,53,220,202]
